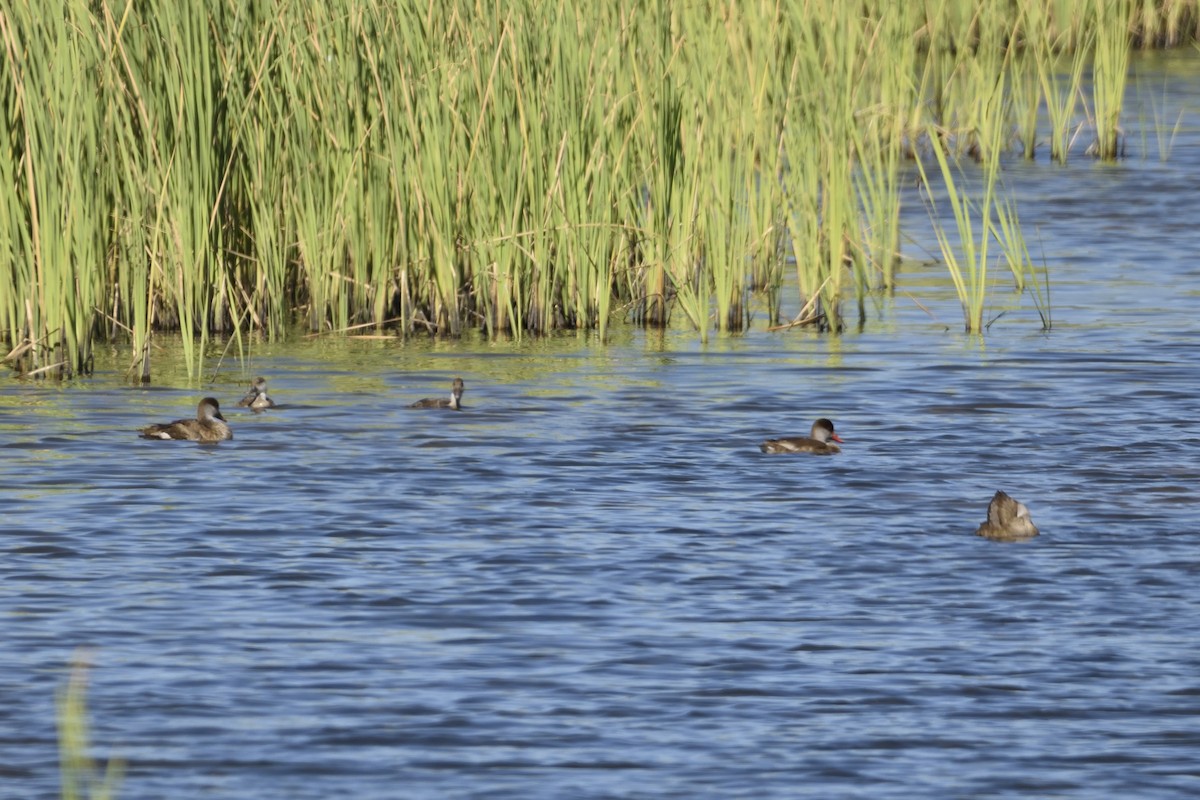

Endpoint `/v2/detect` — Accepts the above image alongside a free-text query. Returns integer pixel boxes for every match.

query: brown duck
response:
[139,397,232,442]
[410,377,465,410]
[974,491,1039,541]
[760,418,843,455]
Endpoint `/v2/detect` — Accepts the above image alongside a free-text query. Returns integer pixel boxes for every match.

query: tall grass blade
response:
[57,652,123,800]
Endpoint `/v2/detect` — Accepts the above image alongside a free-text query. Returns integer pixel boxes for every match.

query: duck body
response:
[237,377,275,410]
[140,397,233,442]
[975,491,1039,541]
[760,418,843,455]
[410,377,465,410]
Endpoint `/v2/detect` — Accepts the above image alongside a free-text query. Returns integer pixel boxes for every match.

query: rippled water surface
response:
[4,56,1200,800]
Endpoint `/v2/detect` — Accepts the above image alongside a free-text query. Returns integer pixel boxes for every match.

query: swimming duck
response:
[139,397,233,442]
[410,377,465,410]
[760,418,843,455]
[974,491,1039,542]
[237,376,276,410]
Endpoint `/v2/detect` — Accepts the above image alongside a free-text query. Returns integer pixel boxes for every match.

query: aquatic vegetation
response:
[58,654,123,800]
[916,65,1037,336]
[1036,32,1092,164]
[1138,70,1189,162]
[1134,0,1200,46]
[1010,53,1043,160]
[1090,0,1135,159]
[919,87,1041,335]
[1027,242,1054,332]
[2,0,1195,376]
[918,128,992,334]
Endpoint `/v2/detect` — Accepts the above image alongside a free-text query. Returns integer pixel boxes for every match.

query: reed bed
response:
[3,0,1197,376]
[1090,0,1135,159]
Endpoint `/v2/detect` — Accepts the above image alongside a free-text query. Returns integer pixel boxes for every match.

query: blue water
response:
[4,54,1200,800]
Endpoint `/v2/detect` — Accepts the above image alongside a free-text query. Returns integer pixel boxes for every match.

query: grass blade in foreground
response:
[58,653,123,800]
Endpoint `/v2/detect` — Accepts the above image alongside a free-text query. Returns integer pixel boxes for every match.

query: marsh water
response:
[4,51,1200,799]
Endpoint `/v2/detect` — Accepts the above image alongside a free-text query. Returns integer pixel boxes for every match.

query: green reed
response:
[775,24,823,331]
[1010,51,1043,160]
[1091,0,1134,160]
[1037,35,1092,164]
[4,0,1198,376]
[1131,0,1200,45]
[918,131,990,334]
[548,16,624,339]
[1137,68,1188,161]
[990,182,1048,332]
[782,0,865,332]
[1,1,106,378]
[950,12,1014,162]
[58,654,123,800]
[854,8,916,292]
[683,1,790,334]
[919,56,1043,336]
[917,66,1011,335]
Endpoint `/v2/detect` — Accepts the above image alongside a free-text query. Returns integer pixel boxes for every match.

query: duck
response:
[139,397,233,442]
[974,491,1039,541]
[409,377,465,410]
[760,418,843,455]
[236,376,276,410]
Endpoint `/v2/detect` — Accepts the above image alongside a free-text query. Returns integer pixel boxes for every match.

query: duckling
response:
[236,376,276,410]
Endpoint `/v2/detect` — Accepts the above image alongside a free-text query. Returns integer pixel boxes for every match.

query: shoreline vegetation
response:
[2,1,1197,380]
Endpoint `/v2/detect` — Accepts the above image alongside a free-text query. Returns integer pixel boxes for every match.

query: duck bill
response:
[831,433,845,443]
